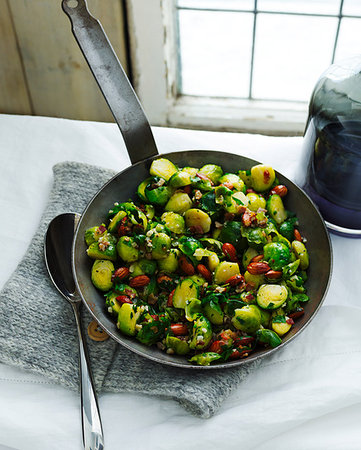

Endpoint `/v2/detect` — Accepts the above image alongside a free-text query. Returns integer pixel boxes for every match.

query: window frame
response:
[127,0,350,135]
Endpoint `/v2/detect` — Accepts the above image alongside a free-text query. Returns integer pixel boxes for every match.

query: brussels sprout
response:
[199,164,223,184]
[137,177,153,202]
[232,305,261,334]
[214,261,240,284]
[168,171,192,188]
[271,315,292,336]
[144,204,155,220]
[87,238,117,262]
[256,284,288,310]
[215,186,249,213]
[282,259,300,279]
[161,212,185,234]
[246,192,266,212]
[279,217,298,241]
[91,260,114,291]
[203,297,224,325]
[151,232,171,260]
[244,271,264,290]
[259,309,271,327]
[219,173,245,192]
[105,291,122,315]
[145,180,171,206]
[165,335,190,355]
[184,208,212,233]
[256,328,282,348]
[189,352,222,366]
[218,221,245,251]
[172,277,200,309]
[286,274,306,293]
[189,314,213,350]
[207,252,220,272]
[242,247,259,269]
[251,164,276,191]
[116,236,139,262]
[191,175,213,192]
[266,194,287,224]
[238,169,253,187]
[182,166,199,177]
[149,158,178,181]
[85,225,107,246]
[130,258,157,276]
[291,240,309,270]
[108,210,127,234]
[117,303,142,336]
[157,248,180,273]
[185,298,202,321]
[263,242,291,270]
[165,192,193,214]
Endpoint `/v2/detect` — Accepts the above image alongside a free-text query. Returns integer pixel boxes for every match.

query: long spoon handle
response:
[62,0,159,164]
[72,302,104,450]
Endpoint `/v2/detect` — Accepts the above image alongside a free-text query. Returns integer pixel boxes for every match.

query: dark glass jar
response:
[300,56,361,237]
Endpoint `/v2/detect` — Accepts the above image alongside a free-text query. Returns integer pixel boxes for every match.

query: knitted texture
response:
[0,161,260,418]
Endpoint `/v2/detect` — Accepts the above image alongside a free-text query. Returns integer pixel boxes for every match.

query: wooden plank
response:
[0,0,32,115]
[8,0,129,122]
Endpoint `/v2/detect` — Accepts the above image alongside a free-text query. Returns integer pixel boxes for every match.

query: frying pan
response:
[63,0,332,369]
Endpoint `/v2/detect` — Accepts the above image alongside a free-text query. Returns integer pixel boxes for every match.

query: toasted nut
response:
[129,275,151,287]
[294,229,302,242]
[167,288,175,307]
[247,262,271,275]
[157,274,173,285]
[112,267,130,281]
[270,185,288,197]
[288,308,305,320]
[196,264,213,283]
[251,254,264,263]
[225,274,245,286]
[179,255,195,275]
[265,269,283,279]
[170,323,188,335]
[115,295,133,304]
[222,243,238,262]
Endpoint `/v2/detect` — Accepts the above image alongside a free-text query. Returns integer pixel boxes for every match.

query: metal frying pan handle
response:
[62,0,159,164]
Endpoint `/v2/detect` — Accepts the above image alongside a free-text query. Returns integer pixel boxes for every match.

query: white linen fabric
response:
[1,114,361,450]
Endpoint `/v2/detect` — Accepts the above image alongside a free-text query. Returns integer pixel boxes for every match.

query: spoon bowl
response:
[44,213,104,450]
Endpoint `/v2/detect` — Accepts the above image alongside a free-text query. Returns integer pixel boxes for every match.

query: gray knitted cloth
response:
[0,161,260,418]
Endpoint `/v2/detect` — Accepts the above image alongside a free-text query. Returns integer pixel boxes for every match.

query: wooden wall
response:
[0,0,128,122]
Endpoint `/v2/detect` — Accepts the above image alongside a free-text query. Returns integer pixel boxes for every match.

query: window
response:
[128,0,361,135]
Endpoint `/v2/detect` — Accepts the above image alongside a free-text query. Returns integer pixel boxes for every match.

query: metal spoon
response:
[44,213,104,450]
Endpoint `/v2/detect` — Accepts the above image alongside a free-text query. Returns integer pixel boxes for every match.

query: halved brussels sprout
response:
[185,298,202,321]
[108,211,127,234]
[199,164,223,184]
[189,352,222,366]
[157,248,180,273]
[251,164,276,191]
[242,247,259,269]
[189,314,213,350]
[232,305,261,333]
[219,173,245,192]
[214,261,240,284]
[184,208,212,233]
[291,240,309,270]
[87,238,117,262]
[151,232,171,260]
[263,242,291,270]
[165,192,193,214]
[271,315,292,336]
[256,284,288,310]
[165,335,190,355]
[256,328,282,348]
[91,260,114,291]
[168,171,192,188]
[117,304,143,336]
[150,158,178,181]
[161,212,185,234]
[266,194,287,224]
[246,192,266,212]
[85,225,107,246]
[145,181,171,206]
[116,236,139,262]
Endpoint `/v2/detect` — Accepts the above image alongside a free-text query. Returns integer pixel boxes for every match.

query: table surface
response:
[1,114,361,450]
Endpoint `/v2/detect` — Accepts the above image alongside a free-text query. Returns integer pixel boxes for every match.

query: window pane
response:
[334,18,361,61]
[252,14,337,101]
[178,10,254,97]
[177,0,254,11]
[342,0,361,16]
[258,0,340,15]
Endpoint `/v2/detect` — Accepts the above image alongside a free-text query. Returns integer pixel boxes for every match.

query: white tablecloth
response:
[1,114,361,450]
